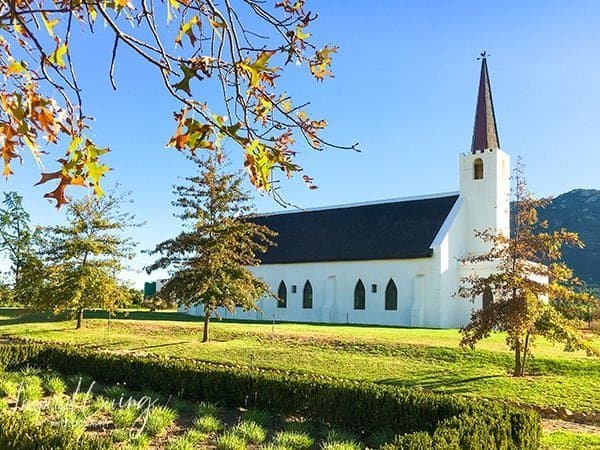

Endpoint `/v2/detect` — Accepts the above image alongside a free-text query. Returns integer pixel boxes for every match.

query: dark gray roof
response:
[253,194,460,264]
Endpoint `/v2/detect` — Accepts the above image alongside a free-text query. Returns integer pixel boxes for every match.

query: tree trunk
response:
[202,309,210,343]
[513,337,522,377]
[521,332,531,376]
[76,307,84,330]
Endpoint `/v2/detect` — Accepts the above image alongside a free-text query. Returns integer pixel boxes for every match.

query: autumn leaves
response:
[0,0,344,208]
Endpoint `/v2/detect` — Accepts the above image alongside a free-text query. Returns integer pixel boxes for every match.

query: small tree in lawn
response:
[456,161,598,376]
[41,190,138,329]
[147,153,276,342]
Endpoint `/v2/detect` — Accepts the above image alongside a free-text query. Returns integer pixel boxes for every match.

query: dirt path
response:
[543,419,600,435]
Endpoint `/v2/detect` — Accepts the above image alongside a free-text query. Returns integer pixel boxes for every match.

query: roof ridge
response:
[256,191,460,217]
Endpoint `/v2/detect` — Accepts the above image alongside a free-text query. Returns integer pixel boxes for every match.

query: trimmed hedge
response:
[0,341,540,449]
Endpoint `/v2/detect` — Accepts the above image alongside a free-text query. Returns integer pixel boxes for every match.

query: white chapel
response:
[182,56,511,328]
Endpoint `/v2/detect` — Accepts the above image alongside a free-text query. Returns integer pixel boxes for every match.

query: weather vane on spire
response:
[477,51,490,60]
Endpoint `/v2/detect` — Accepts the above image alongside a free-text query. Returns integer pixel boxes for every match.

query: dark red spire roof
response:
[471,54,500,153]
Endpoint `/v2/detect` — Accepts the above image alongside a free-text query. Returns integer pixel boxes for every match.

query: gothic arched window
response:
[385,279,398,311]
[354,279,365,310]
[302,281,313,309]
[474,158,484,180]
[482,287,493,309]
[277,281,287,308]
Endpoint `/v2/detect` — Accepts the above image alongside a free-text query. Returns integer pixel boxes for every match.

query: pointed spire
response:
[471,52,500,153]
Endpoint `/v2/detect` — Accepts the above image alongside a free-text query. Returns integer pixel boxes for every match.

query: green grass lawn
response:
[1,307,599,414]
[541,430,600,449]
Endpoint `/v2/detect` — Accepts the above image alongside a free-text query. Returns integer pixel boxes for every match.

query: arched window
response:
[474,158,484,180]
[302,280,313,309]
[277,281,287,308]
[482,287,493,309]
[354,279,365,310]
[385,279,398,311]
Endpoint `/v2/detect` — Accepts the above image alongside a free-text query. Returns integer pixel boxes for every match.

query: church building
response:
[182,57,511,328]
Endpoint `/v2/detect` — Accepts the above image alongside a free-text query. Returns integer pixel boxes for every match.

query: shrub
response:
[165,437,195,450]
[67,374,94,391]
[184,428,208,444]
[0,378,18,397]
[366,429,395,448]
[217,432,248,450]
[233,421,267,444]
[45,375,67,395]
[0,410,113,450]
[91,396,115,414]
[284,420,316,436]
[325,429,359,446]
[48,395,68,415]
[145,405,177,436]
[19,404,43,426]
[20,381,44,402]
[383,431,436,450]
[72,391,93,407]
[194,415,224,433]
[124,434,151,450]
[104,385,128,400]
[59,411,87,439]
[0,398,8,412]
[197,401,220,417]
[321,443,361,450]
[112,405,140,429]
[171,398,195,415]
[273,430,314,450]
[111,429,129,443]
[262,445,290,450]
[244,408,273,426]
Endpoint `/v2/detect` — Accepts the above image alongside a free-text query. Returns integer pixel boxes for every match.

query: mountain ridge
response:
[533,188,599,287]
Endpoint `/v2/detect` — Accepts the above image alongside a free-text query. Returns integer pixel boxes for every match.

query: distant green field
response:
[1,307,599,414]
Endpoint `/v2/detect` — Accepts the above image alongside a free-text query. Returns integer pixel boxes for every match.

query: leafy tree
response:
[0,0,354,207]
[0,192,46,305]
[147,153,276,342]
[551,283,600,329]
[456,162,598,376]
[39,190,139,329]
[123,286,144,307]
[14,249,47,306]
[0,192,34,286]
[0,280,12,306]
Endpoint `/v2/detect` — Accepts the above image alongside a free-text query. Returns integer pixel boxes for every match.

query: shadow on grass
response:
[84,310,202,323]
[377,373,504,394]
[0,308,201,326]
[1,307,443,330]
[0,308,71,326]
[128,341,192,351]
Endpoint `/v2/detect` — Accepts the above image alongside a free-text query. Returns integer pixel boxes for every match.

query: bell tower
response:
[460,53,510,255]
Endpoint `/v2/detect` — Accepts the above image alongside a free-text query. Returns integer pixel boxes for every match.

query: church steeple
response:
[471,52,500,153]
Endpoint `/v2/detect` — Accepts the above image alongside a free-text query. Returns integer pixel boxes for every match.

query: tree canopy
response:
[0,0,353,207]
[456,161,598,376]
[38,189,139,328]
[0,192,35,287]
[147,152,276,342]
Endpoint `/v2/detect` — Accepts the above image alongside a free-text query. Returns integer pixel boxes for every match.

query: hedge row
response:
[0,341,540,449]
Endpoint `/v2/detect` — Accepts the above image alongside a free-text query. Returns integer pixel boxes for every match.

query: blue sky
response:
[4,1,600,287]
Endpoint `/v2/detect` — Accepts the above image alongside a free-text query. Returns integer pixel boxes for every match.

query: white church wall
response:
[436,200,482,328]
[184,258,445,327]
